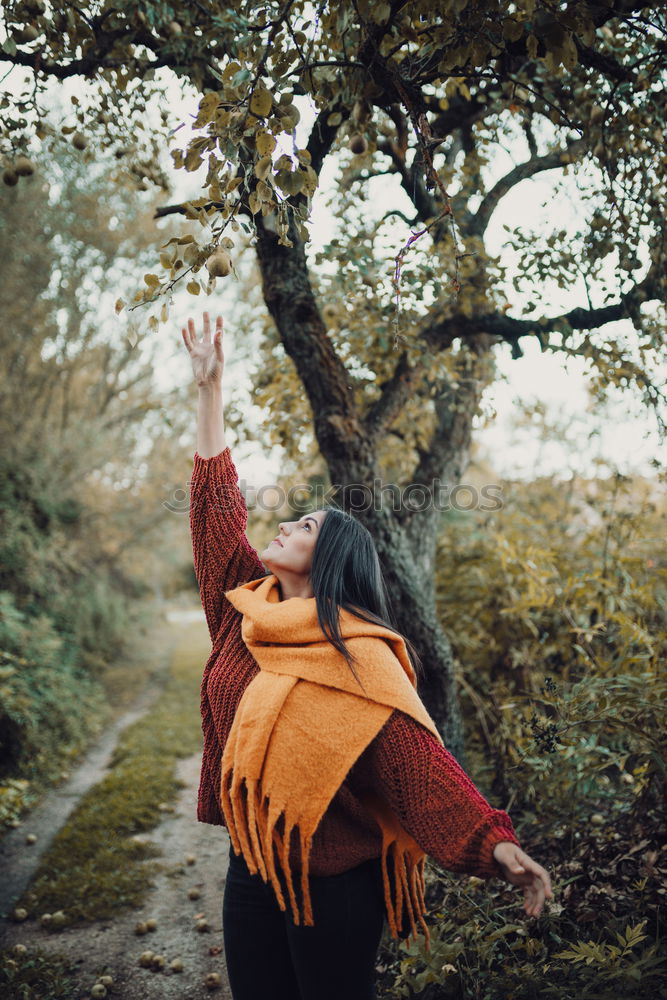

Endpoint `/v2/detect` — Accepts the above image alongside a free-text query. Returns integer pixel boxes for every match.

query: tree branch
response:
[469,138,587,238]
[254,209,372,475]
[364,351,427,439]
[420,262,663,354]
[411,364,485,491]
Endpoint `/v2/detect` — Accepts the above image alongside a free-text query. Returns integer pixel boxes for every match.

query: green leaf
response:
[232,68,252,87]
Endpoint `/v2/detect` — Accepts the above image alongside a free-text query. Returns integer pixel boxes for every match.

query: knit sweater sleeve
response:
[353,710,520,879]
[189,447,267,643]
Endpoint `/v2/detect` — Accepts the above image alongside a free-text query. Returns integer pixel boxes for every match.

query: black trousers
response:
[222,844,387,1000]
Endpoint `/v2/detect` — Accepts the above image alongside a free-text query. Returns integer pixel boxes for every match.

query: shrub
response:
[0,591,105,825]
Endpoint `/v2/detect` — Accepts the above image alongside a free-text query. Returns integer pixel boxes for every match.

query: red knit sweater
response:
[190,447,519,879]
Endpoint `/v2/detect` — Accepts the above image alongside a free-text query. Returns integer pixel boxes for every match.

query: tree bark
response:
[252,210,490,762]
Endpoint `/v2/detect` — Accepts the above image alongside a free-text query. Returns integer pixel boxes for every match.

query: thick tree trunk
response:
[364,502,467,761]
[253,213,490,763]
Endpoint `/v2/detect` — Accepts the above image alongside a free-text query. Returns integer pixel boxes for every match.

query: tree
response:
[3,0,665,758]
[0,143,198,803]
[0,142,191,612]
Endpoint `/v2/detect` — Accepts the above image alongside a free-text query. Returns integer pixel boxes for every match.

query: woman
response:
[182,312,552,1000]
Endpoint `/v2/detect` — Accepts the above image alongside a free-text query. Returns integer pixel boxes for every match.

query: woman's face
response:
[261,511,327,578]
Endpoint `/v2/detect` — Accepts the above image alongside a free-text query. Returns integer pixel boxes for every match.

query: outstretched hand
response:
[492,842,553,917]
[181,311,224,387]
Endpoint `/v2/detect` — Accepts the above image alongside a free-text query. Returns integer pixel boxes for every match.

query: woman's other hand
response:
[181,311,224,387]
[492,841,553,917]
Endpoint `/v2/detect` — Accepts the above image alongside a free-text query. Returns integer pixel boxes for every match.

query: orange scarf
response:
[220,574,443,944]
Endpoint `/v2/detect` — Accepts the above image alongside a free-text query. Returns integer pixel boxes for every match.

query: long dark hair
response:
[309,505,422,687]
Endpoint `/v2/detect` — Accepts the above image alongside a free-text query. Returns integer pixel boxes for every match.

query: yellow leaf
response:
[301,165,318,196]
[256,179,272,201]
[115,298,125,314]
[255,155,273,180]
[562,32,578,70]
[502,18,524,42]
[148,316,159,331]
[370,2,390,22]
[256,132,277,156]
[194,92,220,127]
[187,280,200,295]
[160,303,169,322]
[143,273,160,287]
[185,149,203,172]
[250,86,273,118]
[222,61,241,83]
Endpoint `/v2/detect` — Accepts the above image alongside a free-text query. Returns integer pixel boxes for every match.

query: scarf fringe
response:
[222,770,430,948]
[222,769,316,926]
[380,841,431,950]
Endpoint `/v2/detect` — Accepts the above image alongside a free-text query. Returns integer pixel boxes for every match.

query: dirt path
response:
[0,607,233,999]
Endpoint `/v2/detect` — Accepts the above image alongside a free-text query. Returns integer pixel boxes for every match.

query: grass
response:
[0,947,79,1000]
[16,621,209,926]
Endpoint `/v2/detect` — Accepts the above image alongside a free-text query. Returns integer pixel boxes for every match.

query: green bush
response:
[379,861,667,1000]
[0,591,105,826]
[384,471,667,999]
[0,947,78,1000]
[435,472,667,830]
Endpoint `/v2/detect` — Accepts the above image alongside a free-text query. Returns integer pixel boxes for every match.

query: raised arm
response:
[181,312,227,459]
[182,313,266,641]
